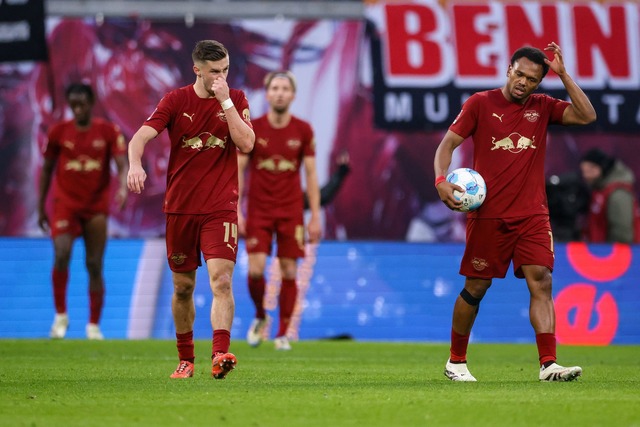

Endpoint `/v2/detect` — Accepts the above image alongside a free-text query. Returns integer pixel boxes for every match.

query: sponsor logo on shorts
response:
[471,257,489,271]
[246,237,258,249]
[170,253,187,265]
[55,220,69,230]
[226,243,236,254]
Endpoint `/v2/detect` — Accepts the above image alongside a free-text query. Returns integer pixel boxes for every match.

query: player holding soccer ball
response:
[127,40,255,379]
[434,42,596,381]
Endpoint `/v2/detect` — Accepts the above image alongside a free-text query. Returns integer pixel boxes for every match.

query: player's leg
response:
[49,232,74,339]
[446,218,511,381]
[245,214,273,346]
[201,212,238,379]
[273,219,305,350]
[81,213,107,339]
[274,257,298,351]
[246,252,269,346]
[516,216,581,381]
[48,202,81,338]
[165,213,200,378]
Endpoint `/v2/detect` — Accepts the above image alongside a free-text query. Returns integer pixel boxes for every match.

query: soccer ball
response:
[446,168,487,212]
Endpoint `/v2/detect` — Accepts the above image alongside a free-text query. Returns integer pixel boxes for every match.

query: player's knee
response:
[210,272,233,296]
[460,288,483,306]
[173,277,195,300]
[85,258,102,277]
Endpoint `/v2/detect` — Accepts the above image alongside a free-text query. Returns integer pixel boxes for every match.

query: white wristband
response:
[221,98,234,110]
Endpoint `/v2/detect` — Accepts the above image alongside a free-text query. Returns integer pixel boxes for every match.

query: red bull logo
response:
[491,133,536,153]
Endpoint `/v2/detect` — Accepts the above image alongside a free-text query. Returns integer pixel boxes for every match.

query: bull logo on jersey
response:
[64,157,103,172]
[524,110,540,122]
[256,156,297,173]
[181,133,227,151]
[491,133,536,154]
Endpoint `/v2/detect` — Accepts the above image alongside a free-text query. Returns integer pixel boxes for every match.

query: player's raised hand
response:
[127,164,147,194]
[544,42,567,77]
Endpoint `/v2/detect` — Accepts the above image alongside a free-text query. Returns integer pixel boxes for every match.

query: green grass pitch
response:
[1,340,638,427]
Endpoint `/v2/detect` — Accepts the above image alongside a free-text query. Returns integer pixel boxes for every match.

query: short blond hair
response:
[263,70,297,92]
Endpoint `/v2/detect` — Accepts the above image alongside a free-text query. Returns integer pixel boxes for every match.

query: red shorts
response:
[245,212,305,259]
[50,199,106,238]
[460,215,554,279]
[165,211,238,272]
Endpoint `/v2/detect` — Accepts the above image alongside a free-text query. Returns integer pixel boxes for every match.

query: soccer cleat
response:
[246,317,269,347]
[444,359,477,382]
[49,313,69,339]
[274,336,292,351]
[170,360,194,379]
[539,362,582,382]
[212,353,237,379]
[86,323,104,340]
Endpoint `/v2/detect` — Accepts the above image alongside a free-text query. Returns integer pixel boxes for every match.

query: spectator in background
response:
[580,148,639,243]
[545,172,589,242]
[38,83,128,340]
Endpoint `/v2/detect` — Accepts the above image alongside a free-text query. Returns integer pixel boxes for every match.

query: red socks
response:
[176,331,195,362]
[89,289,104,324]
[277,279,297,337]
[52,268,68,313]
[536,333,557,366]
[449,329,470,363]
[248,276,266,319]
[212,329,231,355]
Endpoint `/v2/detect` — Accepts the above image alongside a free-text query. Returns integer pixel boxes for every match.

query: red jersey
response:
[44,118,126,212]
[450,89,569,218]
[246,115,315,213]
[144,85,252,214]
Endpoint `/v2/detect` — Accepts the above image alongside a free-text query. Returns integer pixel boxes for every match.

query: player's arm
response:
[113,153,128,210]
[224,104,255,154]
[303,155,322,243]
[544,42,597,126]
[127,125,158,194]
[37,156,56,232]
[237,152,249,236]
[434,130,465,210]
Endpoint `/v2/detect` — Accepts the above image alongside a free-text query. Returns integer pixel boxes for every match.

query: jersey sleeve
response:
[232,89,253,129]
[110,123,127,156]
[302,121,315,157]
[449,93,480,138]
[546,95,571,125]
[144,92,174,134]
[43,123,62,159]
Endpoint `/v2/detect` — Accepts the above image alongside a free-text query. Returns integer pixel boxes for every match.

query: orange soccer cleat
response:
[170,360,194,379]
[211,353,237,379]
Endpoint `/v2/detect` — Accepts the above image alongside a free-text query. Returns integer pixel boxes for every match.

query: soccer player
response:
[434,43,596,381]
[127,40,255,379]
[238,70,321,351]
[38,83,128,340]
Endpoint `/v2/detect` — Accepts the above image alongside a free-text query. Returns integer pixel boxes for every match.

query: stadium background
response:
[0,0,638,344]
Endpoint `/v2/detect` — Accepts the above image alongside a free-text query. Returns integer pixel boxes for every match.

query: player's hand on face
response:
[543,42,566,76]
[211,76,230,102]
[127,164,147,194]
[436,181,464,211]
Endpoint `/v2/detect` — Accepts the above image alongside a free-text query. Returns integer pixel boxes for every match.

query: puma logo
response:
[227,244,236,254]
[182,112,195,122]
[492,113,504,122]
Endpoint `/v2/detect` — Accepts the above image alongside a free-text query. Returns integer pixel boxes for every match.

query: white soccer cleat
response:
[274,336,292,351]
[444,359,477,382]
[86,323,104,340]
[49,313,69,339]
[246,317,269,347]
[539,363,582,382]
